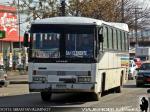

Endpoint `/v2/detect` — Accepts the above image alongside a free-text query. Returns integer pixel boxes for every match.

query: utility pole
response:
[121,0,124,23]
[140,28,144,45]
[132,7,142,47]
[60,0,66,16]
[134,8,138,47]
[17,0,21,49]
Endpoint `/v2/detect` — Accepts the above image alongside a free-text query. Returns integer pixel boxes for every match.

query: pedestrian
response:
[140,97,149,112]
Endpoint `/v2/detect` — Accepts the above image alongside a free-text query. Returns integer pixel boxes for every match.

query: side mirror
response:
[24,32,29,47]
[98,34,103,43]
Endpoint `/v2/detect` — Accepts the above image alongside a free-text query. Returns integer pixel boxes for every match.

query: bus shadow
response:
[0,93,91,107]
[50,93,95,106]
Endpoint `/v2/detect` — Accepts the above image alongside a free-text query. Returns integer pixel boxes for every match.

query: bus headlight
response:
[78,77,91,82]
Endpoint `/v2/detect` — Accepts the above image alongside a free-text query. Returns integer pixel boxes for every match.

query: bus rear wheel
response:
[115,86,121,93]
[41,91,52,101]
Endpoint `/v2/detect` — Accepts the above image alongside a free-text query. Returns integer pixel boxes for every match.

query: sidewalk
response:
[6,71,28,84]
[0,71,29,97]
[0,84,29,97]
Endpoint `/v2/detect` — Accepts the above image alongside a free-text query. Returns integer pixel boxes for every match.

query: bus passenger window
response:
[102,27,109,49]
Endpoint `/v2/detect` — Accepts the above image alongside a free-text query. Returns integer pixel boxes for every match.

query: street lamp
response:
[60,0,66,16]
[17,0,21,49]
[121,0,124,23]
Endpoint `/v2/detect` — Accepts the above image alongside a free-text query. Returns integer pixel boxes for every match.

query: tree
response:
[68,0,120,21]
[10,0,150,30]
[11,0,60,21]
[68,0,150,30]
[117,0,150,30]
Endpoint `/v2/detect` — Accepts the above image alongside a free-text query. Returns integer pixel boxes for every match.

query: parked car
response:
[0,65,8,87]
[136,61,150,87]
[128,60,138,80]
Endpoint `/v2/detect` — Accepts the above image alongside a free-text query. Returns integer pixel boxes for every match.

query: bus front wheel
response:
[92,93,101,101]
[41,91,52,101]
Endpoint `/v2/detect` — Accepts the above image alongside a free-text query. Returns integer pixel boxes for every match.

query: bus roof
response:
[32,16,129,32]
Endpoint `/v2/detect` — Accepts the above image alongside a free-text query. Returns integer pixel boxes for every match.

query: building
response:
[0,5,23,68]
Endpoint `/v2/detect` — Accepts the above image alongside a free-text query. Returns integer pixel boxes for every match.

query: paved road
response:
[0,80,150,112]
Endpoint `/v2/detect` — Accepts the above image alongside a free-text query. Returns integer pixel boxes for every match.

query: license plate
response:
[33,77,47,81]
[56,84,66,89]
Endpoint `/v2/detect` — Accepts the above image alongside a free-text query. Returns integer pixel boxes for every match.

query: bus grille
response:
[35,71,90,76]
[59,78,76,83]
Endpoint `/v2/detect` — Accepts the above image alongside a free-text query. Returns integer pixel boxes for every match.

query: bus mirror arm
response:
[98,34,103,43]
[24,32,29,47]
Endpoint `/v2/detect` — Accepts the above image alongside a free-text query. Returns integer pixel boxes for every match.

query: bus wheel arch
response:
[121,70,124,86]
[115,71,124,93]
[101,72,106,96]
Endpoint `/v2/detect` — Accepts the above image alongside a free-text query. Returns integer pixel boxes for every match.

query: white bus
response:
[24,17,129,101]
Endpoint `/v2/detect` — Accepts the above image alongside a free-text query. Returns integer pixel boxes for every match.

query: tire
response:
[147,89,150,93]
[92,93,101,101]
[41,91,52,102]
[130,77,134,80]
[136,83,143,87]
[0,80,5,87]
[115,86,121,93]
[116,74,123,93]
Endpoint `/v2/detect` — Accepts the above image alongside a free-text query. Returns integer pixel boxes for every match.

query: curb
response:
[9,81,28,84]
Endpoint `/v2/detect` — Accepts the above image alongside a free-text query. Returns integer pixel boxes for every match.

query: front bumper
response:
[29,82,95,93]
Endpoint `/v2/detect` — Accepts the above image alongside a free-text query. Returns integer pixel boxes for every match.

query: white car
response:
[128,60,138,80]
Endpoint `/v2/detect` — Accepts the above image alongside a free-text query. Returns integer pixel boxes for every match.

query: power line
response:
[17,0,21,49]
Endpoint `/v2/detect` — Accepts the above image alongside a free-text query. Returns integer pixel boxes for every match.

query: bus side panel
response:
[28,63,34,83]
[96,52,128,92]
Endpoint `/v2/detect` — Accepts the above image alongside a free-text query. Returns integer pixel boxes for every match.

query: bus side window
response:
[125,32,128,51]
[120,31,122,50]
[121,31,125,51]
[108,28,113,49]
[117,30,121,50]
[123,32,126,51]
[103,26,108,49]
[113,29,117,50]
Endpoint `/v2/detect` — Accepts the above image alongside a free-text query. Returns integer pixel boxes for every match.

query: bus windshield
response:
[31,33,94,58]
[32,33,60,58]
[66,34,93,58]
